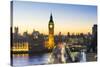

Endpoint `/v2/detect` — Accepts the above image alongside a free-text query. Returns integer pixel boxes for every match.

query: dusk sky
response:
[12,1,97,35]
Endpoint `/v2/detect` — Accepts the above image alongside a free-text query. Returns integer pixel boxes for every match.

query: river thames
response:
[12,51,95,67]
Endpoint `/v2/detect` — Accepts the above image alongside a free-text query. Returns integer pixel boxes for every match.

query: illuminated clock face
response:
[50,25,53,28]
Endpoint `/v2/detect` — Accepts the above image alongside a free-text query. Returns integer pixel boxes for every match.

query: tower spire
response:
[50,13,53,22]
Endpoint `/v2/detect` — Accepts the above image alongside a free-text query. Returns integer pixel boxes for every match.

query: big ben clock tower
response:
[48,13,54,49]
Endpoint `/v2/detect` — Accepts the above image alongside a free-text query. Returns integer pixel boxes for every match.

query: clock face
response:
[50,25,53,28]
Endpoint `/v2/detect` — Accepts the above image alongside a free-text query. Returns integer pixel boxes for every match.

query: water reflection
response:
[12,53,50,66]
[12,51,86,66]
[13,54,29,66]
[79,51,86,62]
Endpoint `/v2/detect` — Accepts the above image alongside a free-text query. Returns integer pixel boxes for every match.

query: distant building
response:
[23,31,28,37]
[13,27,19,39]
[92,24,97,37]
[91,24,97,52]
[14,27,18,34]
[12,39,29,52]
[32,30,40,39]
[12,27,29,52]
[67,32,70,37]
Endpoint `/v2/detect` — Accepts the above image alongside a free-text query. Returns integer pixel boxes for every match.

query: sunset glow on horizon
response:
[12,1,97,35]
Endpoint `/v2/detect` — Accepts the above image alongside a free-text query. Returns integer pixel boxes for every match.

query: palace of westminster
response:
[11,13,97,53]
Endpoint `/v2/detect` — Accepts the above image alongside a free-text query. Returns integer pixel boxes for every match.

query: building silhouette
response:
[91,24,97,53]
[12,27,29,52]
[48,13,54,49]
[14,27,18,34]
